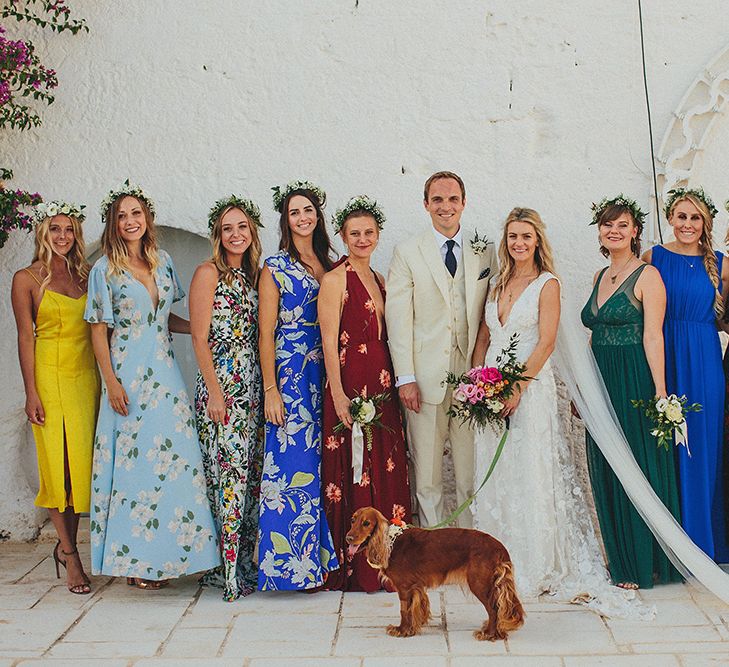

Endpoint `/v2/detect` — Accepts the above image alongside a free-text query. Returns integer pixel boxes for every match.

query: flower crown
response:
[99,180,156,223]
[332,195,386,234]
[590,194,646,227]
[33,200,86,225]
[664,187,718,220]
[207,195,263,233]
[271,180,326,213]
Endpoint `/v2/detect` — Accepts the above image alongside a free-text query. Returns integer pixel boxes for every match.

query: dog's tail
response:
[492,560,525,635]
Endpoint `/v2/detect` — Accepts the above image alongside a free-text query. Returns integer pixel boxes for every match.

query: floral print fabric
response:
[257,251,338,590]
[85,251,220,580]
[195,269,264,600]
[321,259,411,591]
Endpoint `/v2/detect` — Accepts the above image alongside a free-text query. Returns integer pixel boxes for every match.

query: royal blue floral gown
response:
[651,245,729,562]
[257,252,338,590]
[85,251,220,580]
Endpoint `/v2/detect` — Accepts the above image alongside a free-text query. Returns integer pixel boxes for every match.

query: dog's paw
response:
[387,624,415,637]
[474,629,506,642]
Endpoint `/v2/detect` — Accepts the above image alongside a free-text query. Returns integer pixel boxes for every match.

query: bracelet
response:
[264,384,276,393]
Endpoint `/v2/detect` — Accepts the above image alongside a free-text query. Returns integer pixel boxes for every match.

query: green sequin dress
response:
[581,265,681,588]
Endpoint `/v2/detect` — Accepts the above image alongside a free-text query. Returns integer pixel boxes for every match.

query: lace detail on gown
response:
[471,272,652,619]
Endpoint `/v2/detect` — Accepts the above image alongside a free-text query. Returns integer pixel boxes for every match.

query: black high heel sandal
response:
[53,540,91,595]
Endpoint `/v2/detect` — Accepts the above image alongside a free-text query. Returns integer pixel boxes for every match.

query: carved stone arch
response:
[655,43,729,242]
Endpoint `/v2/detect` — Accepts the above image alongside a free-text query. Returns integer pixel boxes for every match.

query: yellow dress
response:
[29,271,100,512]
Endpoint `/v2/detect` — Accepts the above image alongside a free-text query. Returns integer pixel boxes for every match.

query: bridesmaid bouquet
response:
[334,392,391,484]
[631,394,702,452]
[444,333,530,432]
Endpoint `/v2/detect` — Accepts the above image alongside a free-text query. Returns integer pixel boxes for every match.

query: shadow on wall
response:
[88,225,211,398]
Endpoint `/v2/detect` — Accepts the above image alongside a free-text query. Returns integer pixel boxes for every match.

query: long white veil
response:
[554,292,729,604]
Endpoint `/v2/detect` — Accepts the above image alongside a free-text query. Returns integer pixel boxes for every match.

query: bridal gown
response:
[471,272,647,618]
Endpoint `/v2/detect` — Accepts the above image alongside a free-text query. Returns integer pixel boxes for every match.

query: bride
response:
[471,207,641,617]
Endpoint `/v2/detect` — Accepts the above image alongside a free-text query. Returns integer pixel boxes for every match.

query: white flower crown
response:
[99,179,156,223]
[271,180,326,213]
[332,195,386,233]
[34,200,86,225]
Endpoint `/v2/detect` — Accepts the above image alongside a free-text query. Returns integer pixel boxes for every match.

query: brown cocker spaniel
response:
[346,507,525,641]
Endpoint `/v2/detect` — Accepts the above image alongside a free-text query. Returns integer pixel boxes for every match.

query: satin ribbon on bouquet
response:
[675,419,691,457]
[425,421,510,530]
[351,422,365,484]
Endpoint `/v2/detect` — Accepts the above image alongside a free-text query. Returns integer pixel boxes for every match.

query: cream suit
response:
[386,227,498,527]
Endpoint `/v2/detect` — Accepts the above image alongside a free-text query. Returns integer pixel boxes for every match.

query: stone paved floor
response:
[2,540,729,666]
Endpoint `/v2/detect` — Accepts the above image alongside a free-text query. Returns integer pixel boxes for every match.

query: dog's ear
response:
[364,509,390,569]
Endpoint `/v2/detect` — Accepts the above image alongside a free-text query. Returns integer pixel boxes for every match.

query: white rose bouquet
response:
[334,392,392,484]
[631,394,702,452]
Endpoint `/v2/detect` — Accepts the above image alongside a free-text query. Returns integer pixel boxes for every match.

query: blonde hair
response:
[100,195,159,275]
[667,194,723,318]
[32,214,89,294]
[493,207,557,298]
[209,205,262,286]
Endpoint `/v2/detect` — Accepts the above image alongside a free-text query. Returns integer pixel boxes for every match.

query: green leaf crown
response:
[332,194,386,234]
[590,194,646,227]
[207,195,263,233]
[664,187,718,220]
[99,180,155,223]
[271,180,326,213]
[33,200,86,225]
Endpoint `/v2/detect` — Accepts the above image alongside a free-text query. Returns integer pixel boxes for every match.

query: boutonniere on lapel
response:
[469,231,491,255]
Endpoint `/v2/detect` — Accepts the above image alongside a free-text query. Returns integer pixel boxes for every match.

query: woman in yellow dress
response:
[11,201,100,594]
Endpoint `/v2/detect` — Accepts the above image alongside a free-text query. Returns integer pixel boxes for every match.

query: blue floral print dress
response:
[85,250,220,580]
[195,269,264,600]
[257,251,338,590]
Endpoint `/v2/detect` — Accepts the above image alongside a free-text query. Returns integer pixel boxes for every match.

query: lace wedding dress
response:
[471,272,648,619]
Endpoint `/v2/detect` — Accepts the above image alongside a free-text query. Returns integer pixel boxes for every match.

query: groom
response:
[386,171,498,528]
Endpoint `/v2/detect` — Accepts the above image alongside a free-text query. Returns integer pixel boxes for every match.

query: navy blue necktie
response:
[445,239,457,277]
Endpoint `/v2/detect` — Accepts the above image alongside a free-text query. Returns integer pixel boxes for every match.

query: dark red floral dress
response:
[321,259,412,591]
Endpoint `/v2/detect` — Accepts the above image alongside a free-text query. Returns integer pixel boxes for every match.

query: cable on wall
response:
[637,0,663,243]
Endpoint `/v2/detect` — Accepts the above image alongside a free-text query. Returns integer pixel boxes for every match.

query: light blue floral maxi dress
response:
[257,251,339,590]
[85,251,220,580]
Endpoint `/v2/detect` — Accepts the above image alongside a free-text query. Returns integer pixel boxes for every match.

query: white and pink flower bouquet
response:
[445,333,530,431]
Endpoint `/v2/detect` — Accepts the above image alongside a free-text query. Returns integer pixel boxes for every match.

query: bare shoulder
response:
[591,268,603,286]
[375,270,386,285]
[541,275,561,296]
[636,262,664,290]
[641,247,653,264]
[12,263,40,288]
[320,264,347,289]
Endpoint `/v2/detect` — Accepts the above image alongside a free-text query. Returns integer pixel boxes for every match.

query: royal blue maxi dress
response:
[651,245,729,562]
[257,252,339,590]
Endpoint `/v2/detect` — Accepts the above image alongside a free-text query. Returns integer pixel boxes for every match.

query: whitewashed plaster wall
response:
[1,1,729,538]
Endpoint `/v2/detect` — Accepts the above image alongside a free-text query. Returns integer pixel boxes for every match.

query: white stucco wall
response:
[2,1,728,538]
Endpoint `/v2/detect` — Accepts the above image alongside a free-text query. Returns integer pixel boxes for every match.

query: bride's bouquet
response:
[444,333,531,432]
[631,394,701,452]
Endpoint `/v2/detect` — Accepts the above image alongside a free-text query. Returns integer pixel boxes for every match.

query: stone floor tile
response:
[134,660,244,667]
[221,612,338,658]
[0,582,53,609]
[63,599,189,643]
[563,656,680,666]
[160,626,228,657]
[506,611,615,655]
[447,630,507,655]
[232,590,342,615]
[334,626,448,657]
[250,659,360,667]
[608,622,721,645]
[677,655,729,666]
[636,583,693,600]
[630,642,729,654]
[17,660,128,666]
[0,608,81,652]
[451,658,562,666]
[363,658,447,667]
[445,601,493,631]
[47,641,161,658]
[617,597,709,625]
[341,590,439,618]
